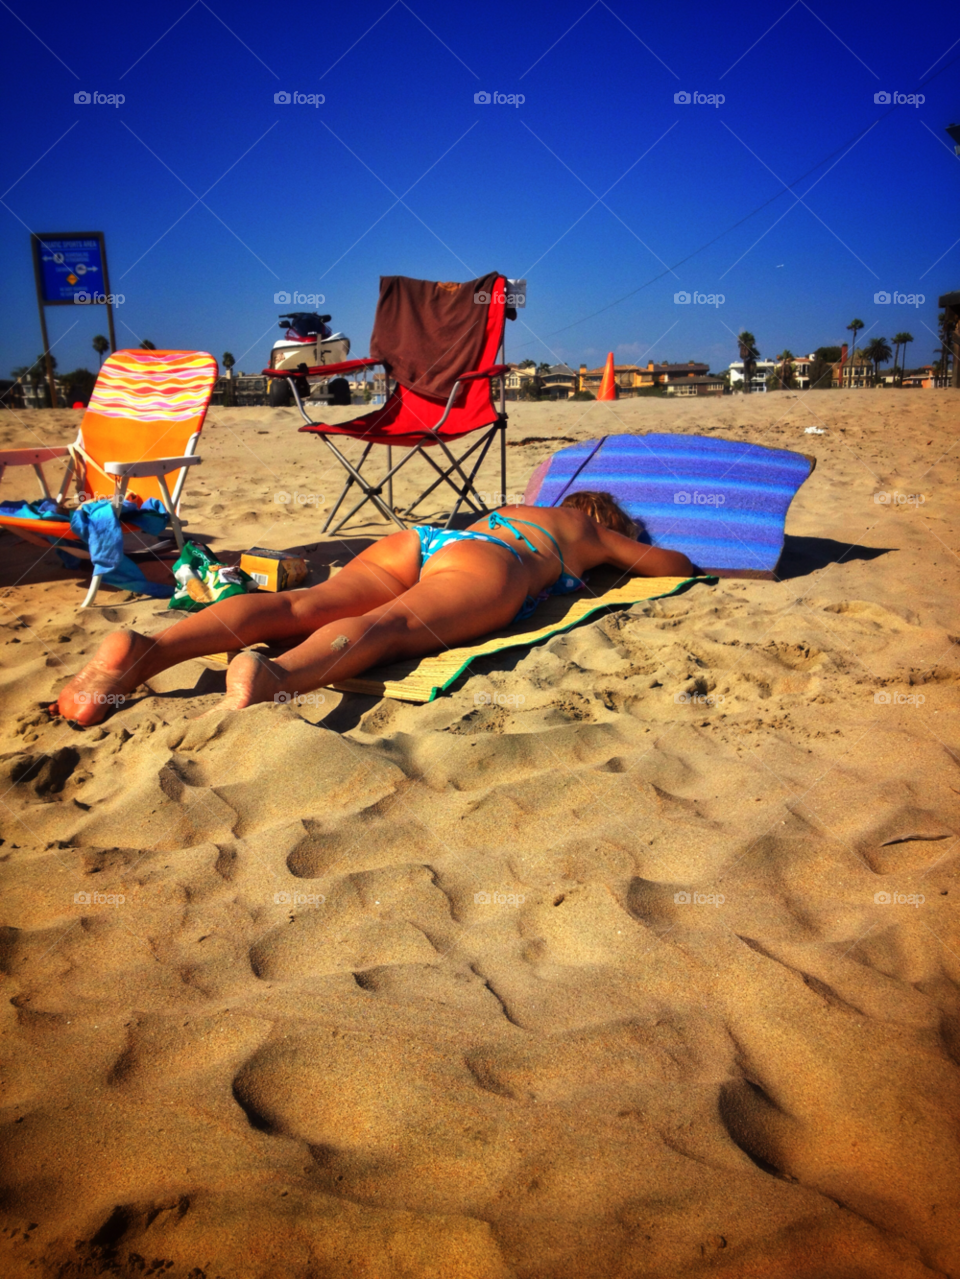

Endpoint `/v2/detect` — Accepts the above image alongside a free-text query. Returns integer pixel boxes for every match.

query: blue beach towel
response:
[0,497,174,597]
[67,498,173,597]
[523,433,815,576]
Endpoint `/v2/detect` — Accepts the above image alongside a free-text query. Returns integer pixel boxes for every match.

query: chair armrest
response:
[104,456,201,479]
[0,447,71,465]
[263,358,381,379]
[456,365,511,383]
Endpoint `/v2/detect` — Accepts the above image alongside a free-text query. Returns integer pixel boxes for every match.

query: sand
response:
[1,390,959,1278]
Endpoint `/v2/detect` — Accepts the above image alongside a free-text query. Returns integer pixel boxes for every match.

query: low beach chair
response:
[0,349,218,606]
[264,273,513,533]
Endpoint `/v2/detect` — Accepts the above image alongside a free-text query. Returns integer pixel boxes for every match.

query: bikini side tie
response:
[486,511,542,555]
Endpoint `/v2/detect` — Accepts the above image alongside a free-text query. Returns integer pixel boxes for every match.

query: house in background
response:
[729,359,776,391]
[541,364,577,399]
[665,375,726,397]
[901,365,936,388]
[833,354,872,388]
[504,364,535,400]
[578,359,709,396]
[578,362,648,395]
[791,355,813,389]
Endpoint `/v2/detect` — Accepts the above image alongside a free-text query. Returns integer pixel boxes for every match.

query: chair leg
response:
[80,573,103,609]
[322,474,356,533]
[399,435,489,519]
[320,437,412,534]
[500,420,507,504]
[157,474,186,550]
[435,430,497,527]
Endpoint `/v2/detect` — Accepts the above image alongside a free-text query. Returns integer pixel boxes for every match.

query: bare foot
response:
[219,650,291,712]
[57,630,157,727]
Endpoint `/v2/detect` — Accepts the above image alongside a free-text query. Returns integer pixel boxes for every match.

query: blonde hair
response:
[561,490,637,537]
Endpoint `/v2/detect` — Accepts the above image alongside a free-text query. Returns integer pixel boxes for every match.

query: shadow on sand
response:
[776,534,893,581]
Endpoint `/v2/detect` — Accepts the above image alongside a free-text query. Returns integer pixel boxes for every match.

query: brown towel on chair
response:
[369,271,501,400]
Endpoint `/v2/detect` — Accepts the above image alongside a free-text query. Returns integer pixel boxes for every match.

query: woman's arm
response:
[595,523,698,578]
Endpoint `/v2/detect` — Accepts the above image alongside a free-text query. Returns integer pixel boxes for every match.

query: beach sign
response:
[34,234,106,305]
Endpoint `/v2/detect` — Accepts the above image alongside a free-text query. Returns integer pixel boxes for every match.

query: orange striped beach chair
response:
[0,349,218,607]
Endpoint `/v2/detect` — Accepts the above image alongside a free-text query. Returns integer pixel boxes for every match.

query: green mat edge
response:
[414,573,718,703]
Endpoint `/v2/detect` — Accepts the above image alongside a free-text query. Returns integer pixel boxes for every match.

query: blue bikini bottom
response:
[413,517,584,622]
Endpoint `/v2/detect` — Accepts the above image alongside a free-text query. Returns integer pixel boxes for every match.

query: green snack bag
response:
[168,541,257,612]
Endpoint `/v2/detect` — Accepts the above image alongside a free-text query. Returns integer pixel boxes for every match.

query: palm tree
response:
[864,336,892,385]
[846,319,864,363]
[221,352,237,406]
[891,332,904,384]
[92,335,110,367]
[8,366,30,409]
[899,332,913,378]
[28,353,57,406]
[776,348,795,390]
[737,330,758,392]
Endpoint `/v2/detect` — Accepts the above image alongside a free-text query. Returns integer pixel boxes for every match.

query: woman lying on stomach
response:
[56,491,696,727]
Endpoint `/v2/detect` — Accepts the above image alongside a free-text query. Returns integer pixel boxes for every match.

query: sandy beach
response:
[1,390,959,1278]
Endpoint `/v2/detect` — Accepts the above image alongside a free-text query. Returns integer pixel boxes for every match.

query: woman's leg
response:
[57,531,422,725]
[221,544,529,710]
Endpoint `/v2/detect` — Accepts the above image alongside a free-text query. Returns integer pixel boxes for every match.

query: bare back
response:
[464,504,695,591]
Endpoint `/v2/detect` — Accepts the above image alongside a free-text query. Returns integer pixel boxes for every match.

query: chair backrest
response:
[78,349,218,505]
[345,276,508,447]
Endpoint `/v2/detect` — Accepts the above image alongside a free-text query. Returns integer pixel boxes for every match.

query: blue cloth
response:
[0,496,174,598]
[66,498,173,597]
[0,498,62,520]
[525,433,815,574]
[413,516,584,623]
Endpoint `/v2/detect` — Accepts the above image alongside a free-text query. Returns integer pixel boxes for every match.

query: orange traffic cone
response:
[597,351,617,400]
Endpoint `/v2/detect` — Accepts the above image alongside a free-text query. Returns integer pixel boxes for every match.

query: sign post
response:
[31,232,116,407]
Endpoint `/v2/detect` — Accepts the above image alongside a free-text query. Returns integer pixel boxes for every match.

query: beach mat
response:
[326,574,715,703]
[523,433,815,577]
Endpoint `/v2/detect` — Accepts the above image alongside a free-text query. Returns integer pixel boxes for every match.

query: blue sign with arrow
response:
[35,235,105,304]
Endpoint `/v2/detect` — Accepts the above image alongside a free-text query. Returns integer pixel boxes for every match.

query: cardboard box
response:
[240,547,309,592]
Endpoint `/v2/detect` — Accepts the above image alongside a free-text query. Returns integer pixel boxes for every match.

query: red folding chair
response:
[264,273,514,533]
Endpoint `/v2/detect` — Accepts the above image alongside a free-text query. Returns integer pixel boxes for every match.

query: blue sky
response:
[1,0,956,379]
